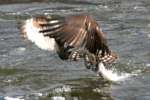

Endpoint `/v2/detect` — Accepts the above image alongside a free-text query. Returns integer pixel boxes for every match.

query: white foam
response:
[3,79,13,83]
[32,92,43,97]
[146,63,150,67]
[17,47,26,51]
[54,85,71,93]
[51,96,65,100]
[97,63,131,82]
[4,96,24,100]
[24,18,56,51]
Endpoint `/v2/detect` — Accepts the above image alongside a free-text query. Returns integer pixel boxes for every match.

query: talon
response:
[91,66,98,72]
[84,61,91,69]
[83,52,98,71]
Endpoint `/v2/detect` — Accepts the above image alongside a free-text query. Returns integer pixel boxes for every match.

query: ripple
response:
[148,34,150,38]
[0,0,150,100]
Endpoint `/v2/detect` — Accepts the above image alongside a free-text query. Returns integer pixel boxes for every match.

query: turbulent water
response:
[0,0,150,100]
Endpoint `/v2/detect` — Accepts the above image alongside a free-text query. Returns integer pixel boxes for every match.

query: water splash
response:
[51,96,65,100]
[97,63,132,82]
[49,85,71,100]
[53,85,71,93]
[4,96,24,100]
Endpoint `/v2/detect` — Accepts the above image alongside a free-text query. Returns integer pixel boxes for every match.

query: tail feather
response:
[83,51,118,71]
[98,51,118,64]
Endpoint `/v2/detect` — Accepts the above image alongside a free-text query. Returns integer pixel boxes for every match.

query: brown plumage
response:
[20,14,118,72]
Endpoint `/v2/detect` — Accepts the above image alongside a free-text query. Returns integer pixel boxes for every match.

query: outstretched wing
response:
[39,15,110,57]
[20,15,62,51]
[20,14,117,64]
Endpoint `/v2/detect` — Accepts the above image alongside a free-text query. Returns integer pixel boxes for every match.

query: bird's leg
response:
[83,52,97,70]
[69,49,99,71]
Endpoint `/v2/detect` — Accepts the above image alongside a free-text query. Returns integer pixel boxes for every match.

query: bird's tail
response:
[98,51,118,65]
[84,51,118,71]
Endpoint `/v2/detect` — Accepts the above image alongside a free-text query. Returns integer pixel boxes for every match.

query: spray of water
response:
[97,63,132,82]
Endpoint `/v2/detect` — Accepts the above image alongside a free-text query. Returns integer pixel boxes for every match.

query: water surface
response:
[0,0,150,100]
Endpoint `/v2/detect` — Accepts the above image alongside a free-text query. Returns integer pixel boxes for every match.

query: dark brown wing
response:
[40,15,110,59]
[39,15,110,56]
[52,15,88,48]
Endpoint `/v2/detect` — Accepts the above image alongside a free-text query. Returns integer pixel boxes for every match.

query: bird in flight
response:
[20,14,118,78]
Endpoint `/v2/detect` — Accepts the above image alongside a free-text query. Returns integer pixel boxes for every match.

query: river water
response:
[0,0,150,100]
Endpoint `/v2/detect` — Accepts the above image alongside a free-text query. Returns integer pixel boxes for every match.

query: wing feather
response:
[38,15,110,56]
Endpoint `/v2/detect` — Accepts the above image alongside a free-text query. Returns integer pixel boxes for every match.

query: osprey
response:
[20,14,117,76]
